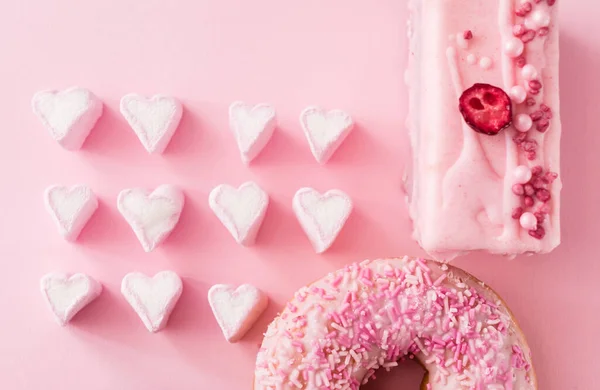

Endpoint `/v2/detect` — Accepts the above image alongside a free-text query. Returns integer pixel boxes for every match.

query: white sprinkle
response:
[425,355,437,364]
[413,337,429,356]
[382,330,390,345]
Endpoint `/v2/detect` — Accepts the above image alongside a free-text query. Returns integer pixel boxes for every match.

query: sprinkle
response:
[331,274,343,287]
[433,274,447,286]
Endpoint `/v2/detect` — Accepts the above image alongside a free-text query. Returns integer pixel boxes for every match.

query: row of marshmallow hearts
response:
[32,87,354,164]
[46,183,353,254]
[41,271,267,341]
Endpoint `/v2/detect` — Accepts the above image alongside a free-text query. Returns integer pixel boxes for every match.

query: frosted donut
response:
[255,257,536,389]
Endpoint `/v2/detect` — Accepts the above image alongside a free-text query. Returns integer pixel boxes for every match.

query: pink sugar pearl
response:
[504,38,524,58]
[521,64,538,80]
[514,113,533,132]
[520,212,538,230]
[514,165,532,184]
[509,86,527,104]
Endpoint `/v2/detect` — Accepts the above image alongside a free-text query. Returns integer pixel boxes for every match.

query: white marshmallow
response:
[292,187,353,253]
[32,87,103,150]
[208,284,268,343]
[300,106,354,164]
[229,101,277,164]
[117,185,184,252]
[44,185,98,241]
[209,182,269,246]
[40,272,102,325]
[121,271,183,333]
[120,94,183,154]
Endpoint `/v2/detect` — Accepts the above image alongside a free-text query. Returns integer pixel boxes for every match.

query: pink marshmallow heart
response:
[117,185,184,252]
[208,284,268,343]
[229,101,277,164]
[300,106,354,164]
[293,187,353,253]
[32,87,103,150]
[121,271,183,333]
[120,93,183,154]
[40,273,102,325]
[209,181,269,246]
[44,185,98,241]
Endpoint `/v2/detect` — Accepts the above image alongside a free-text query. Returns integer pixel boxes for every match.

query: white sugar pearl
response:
[514,114,533,132]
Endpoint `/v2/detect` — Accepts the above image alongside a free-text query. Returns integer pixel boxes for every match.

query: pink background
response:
[0,0,596,389]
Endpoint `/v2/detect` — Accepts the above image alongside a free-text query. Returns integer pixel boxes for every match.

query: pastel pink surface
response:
[0,1,597,390]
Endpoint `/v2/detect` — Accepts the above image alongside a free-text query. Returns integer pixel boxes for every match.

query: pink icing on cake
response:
[406,0,561,260]
[254,257,536,389]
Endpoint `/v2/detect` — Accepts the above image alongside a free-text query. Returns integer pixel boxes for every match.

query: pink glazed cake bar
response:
[406,0,561,260]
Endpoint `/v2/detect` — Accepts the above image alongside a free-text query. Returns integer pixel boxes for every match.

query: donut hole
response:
[361,358,426,389]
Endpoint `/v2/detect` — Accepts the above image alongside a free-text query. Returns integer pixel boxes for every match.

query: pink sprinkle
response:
[416,258,430,272]
[529,226,546,239]
[539,104,551,113]
[515,2,532,17]
[525,97,536,106]
[536,119,550,132]
[423,271,433,286]
[538,27,550,37]
[530,177,546,190]
[536,188,551,202]
[521,140,538,153]
[529,80,542,90]
[360,278,374,287]
[515,56,527,68]
[545,171,558,183]
[530,110,543,121]
[330,274,343,287]
[520,30,536,43]
[547,0,556,5]
[513,132,527,144]
[523,183,535,196]
[513,24,526,37]
[433,274,447,287]
[512,207,524,219]
[531,165,543,176]
[512,184,525,196]
[463,30,473,40]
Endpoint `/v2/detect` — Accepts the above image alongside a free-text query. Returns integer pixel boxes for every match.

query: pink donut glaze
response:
[254,257,536,389]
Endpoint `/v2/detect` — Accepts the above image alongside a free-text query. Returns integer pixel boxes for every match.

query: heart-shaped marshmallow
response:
[209,181,269,245]
[293,187,353,253]
[229,101,277,164]
[300,106,354,164]
[208,284,268,342]
[121,271,183,333]
[32,87,103,150]
[117,185,184,252]
[40,273,102,325]
[120,94,183,154]
[44,185,98,241]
